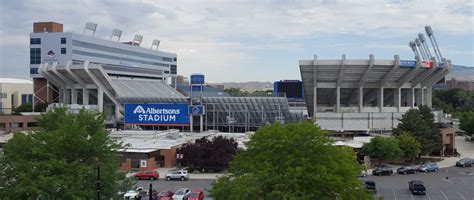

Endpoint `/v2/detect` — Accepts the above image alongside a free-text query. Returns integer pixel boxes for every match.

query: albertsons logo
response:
[133,105,146,114]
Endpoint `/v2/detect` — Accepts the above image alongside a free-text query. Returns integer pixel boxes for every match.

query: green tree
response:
[12,103,33,114]
[394,106,442,155]
[0,109,125,199]
[395,132,421,163]
[418,105,443,154]
[210,122,374,200]
[459,112,474,136]
[362,136,403,166]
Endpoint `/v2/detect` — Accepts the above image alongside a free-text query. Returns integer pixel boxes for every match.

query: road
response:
[360,166,474,200]
[134,178,215,196]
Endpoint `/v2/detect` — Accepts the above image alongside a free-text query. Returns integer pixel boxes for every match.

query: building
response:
[110,129,250,171]
[0,78,34,114]
[300,55,452,131]
[446,78,474,91]
[30,22,178,107]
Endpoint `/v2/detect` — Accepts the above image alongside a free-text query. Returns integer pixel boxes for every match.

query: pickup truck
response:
[409,180,426,195]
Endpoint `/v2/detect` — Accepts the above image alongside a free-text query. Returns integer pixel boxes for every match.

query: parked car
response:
[372,166,393,176]
[418,163,439,172]
[409,180,426,195]
[364,180,377,193]
[166,170,189,181]
[456,158,474,167]
[397,165,418,174]
[188,189,205,200]
[123,190,139,200]
[157,190,174,200]
[134,171,160,180]
[172,188,191,200]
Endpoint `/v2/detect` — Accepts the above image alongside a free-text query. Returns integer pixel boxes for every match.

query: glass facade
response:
[30,48,41,64]
[30,38,41,45]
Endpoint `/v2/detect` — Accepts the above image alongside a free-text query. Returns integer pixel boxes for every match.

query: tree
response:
[395,132,421,163]
[0,109,125,199]
[459,112,474,136]
[210,122,373,200]
[180,136,238,172]
[12,103,33,114]
[362,136,403,166]
[394,106,442,155]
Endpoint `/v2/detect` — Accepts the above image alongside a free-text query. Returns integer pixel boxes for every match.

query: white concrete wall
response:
[0,81,34,114]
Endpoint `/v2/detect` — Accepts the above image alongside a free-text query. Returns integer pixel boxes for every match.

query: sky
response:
[0,0,473,83]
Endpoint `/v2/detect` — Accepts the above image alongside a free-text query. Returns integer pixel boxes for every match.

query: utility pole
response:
[149,183,153,200]
[96,165,101,200]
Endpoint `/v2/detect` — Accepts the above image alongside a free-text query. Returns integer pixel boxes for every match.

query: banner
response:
[124,104,190,125]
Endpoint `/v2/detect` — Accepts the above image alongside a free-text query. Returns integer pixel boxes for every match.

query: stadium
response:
[31,22,450,133]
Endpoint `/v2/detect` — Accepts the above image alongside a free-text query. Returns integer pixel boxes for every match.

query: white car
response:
[166,170,190,181]
[123,190,138,200]
[172,188,191,200]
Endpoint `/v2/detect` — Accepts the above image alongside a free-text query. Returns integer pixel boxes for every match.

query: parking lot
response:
[360,166,474,200]
[134,178,215,197]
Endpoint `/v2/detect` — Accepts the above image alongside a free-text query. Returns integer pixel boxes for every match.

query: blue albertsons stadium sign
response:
[125,104,190,125]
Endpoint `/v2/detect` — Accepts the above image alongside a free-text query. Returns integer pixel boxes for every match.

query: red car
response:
[157,190,174,200]
[188,189,205,200]
[133,171,159,180]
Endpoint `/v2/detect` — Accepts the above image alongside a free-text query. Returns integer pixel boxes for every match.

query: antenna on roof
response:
[151,39,160,50]
[110,29,122,42]
[83,22,98,37]
[425,26,444,63]
[132,34,143,46]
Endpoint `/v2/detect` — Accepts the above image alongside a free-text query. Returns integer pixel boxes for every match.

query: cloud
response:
[0,0,472,81]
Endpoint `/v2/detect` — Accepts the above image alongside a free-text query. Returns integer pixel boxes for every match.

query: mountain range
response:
[211,65,474,91]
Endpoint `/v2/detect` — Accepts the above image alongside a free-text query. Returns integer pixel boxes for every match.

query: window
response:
[21,94,33,104]
[164,70,169,74]
[30,38,41,45]
[170,65,177,75]
[61,37,66,44]
[173,57,177,62]
[30,68,39,74]
[61,48,67,54]
[163,57,172,62]
[30,48,41,64]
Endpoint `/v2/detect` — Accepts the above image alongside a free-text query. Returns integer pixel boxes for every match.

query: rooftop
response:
[0,78,33,84]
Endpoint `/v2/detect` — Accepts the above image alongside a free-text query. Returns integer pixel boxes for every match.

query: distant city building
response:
[0,78,33,114]
[29,21,178,106]
[446,78,474,91]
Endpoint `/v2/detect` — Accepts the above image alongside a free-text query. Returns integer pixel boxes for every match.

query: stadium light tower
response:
[83,22,98,37]
[151,39,160,50]
[414,38,427,60]
[425,26,444,63]
[110,29,122,42]
[409,41,420,59]
[418,33,432,59]
[132,34,143,46]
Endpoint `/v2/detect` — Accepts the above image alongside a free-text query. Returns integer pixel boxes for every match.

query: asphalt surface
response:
[134,178,215,196]
[360,166,474,200]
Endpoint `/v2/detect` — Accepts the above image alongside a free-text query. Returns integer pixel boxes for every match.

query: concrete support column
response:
[60,88,66,104]
[421,88,425,106]
[97,88,104,112]
[336,87,341,112]
[200,115,204,132]
[394,88,401,112]
[426,87,433,108]
[358,87,363,112]
[377,87,384,112]
[82,88,89,105]
[115,104,120,124]
[313,55,318,117]
[71,89,78,104]
[190,116,193,132]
